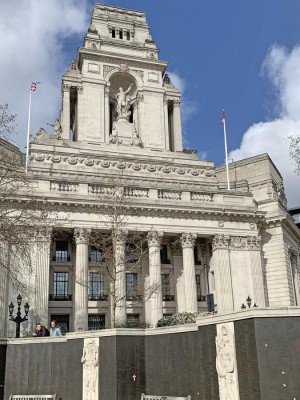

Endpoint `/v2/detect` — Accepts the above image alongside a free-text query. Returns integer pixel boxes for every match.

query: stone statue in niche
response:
[216,325,238,400]
[115,84,133,120]
[81,339,99,400]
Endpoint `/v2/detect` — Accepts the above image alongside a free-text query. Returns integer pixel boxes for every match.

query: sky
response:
[1,0,300,206]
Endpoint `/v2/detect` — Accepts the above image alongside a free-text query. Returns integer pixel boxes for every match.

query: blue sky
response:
[1,1,300,205]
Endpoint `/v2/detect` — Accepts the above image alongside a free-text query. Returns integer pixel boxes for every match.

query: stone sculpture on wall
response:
[216,323,239,400]
[81,338,99,400]
[115,84,133,120]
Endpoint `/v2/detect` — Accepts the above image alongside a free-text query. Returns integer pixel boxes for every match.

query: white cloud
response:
[0,0,90,149]
[229,44,300,207]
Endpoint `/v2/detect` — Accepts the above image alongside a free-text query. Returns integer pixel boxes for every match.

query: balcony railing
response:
[161,258,171,265]
[197,295,206,302]
[52,252,71,262]
[88,295,108,301]
[49,294,72,301]
[163,295,175,301]
[126,294,143,301]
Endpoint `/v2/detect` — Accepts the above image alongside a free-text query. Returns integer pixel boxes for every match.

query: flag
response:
[220,110,225,125]
[30,82,41,91]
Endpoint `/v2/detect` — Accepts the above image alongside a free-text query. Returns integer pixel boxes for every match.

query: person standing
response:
[49,320,62,336]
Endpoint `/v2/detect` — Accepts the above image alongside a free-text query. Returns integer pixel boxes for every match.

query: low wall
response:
[2,308,300,400]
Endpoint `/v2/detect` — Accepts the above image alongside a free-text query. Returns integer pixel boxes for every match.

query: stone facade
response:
[1,4,300,336]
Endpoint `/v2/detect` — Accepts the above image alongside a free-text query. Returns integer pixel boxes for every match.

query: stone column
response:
[137,93,145,142]
[114,230,127,327]
[289,247,300,306]
[62,83,70,140]
[147,231,163,326]
[180,233,197,312]
[74,228,90,332]
[163,95,170,150]
[171,240,186,312]
[104,86,110,143]
[0,242,9,337]
[247,236,266,308]
[212,235,234,313]
[172,99,183,152]
[77,85,84,141]
[34,228,52,325]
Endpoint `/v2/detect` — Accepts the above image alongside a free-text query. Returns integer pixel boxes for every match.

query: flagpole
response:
[25,89,32,174]
[222,113,231,190]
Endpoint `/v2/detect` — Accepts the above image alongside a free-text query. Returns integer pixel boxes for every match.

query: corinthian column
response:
[171,240,185,312]
[114,230,127,327]
[34,228,52,325]
[147,231,163,326]
[172,99,183,152]
[0,242,9,337]
[74,228,91,331]
[212,235,234,313]
[180,233,197,312]
[61,84,70,140]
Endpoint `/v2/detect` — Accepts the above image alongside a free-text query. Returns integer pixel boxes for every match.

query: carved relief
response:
[35,227,52,242]
[212,235,230,251]
[103,65,116,78]
[81,338,99,400]
[131,69,144,79]
[62,83,70,92]
[74,228,91,245]
[216,324,239,400]
[180,233,196,249]
[147,231,163,247]
[78,86,83,94]
[118,63,130,73]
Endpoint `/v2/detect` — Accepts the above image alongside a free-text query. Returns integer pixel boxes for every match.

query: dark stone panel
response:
[116,336,145,400]
[99,336,117,400]
[66,338,84,400]
[4,344,30,397]
[50,342,67,399]
[234,319,260,400]
[0,344,7,400]
[27,343,52,394]
[255,317,300,400]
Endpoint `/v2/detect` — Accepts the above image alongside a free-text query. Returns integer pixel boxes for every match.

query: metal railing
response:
[49,294,72,301]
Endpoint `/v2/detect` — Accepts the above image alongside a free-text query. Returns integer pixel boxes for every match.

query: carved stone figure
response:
[115,84,133,119]
[216,325,238,400]
[48,119,62,140]
[81,339,99,400]
[30,127,49,143]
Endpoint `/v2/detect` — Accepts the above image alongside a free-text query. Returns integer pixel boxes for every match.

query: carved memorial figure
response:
[81,339,99,400]
[216,325,239,400]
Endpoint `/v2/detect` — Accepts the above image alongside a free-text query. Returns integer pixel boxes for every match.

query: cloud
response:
[229,44,300,207]
[0,0,90,149]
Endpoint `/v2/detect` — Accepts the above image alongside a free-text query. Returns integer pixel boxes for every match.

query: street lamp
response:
[8,294,30,338]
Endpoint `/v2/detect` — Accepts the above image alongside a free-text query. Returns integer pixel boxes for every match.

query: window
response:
[161,274,174,301]
[53,240,69,262]
[88,314,105,330]
[160,245,170,264]
[126,31,130,41]
[89,246,102,262]
[196,275,205,302]
[126,314,139,327]
[50,314,69,334]
[52,272,70,300]
[126,273,138,300]
[119,29,123,39]
[194,247,202,265]
[112,28,116,38]
[89,272,106,300]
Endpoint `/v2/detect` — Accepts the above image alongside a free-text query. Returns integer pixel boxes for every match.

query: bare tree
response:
[88,176,160,328]
[0,105,63,295]
[288,135,300,174]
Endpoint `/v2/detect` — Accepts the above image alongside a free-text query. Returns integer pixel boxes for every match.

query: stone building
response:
[1,3,300,337]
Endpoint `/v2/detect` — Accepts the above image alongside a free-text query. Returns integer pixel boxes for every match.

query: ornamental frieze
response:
[212,235,261,251]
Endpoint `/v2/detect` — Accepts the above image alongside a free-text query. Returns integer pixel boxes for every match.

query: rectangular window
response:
[119,29,123,39]
[88,314,105,330]
[112,28,116,38]
[126,314,139,326]
[196,275,202,301]
[160,245,170,264]
[89,246,102,262]
[50,314,69,334]
[126,31,130,41]
[162,274,174,301]
[126,273,137,300]
[89,272,106,300]
[53,272,69,300]
[54,240,69,262]
[194,247,202,265]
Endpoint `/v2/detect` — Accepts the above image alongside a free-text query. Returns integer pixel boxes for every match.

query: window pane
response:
[88,314,105,330]
[126,273,137,295]
[54,272,68,296]
[89,272,104,298]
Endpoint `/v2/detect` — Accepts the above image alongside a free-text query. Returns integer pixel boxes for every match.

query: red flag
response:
[220,110,225,125]
[30,82,41,91]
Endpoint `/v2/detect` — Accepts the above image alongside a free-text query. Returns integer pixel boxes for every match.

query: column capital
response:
[62,83,70,92]
[180,233,196,249]
[212,234,230,251]
[147,231,163,247]
[288,245,298,259]
[173,99,181,108]
[228,235,262,251]
[35,227,53,242]
[115,229,128,245]
[74,228,91,245]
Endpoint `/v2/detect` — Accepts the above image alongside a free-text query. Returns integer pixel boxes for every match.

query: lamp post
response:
[8,294,30,338]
